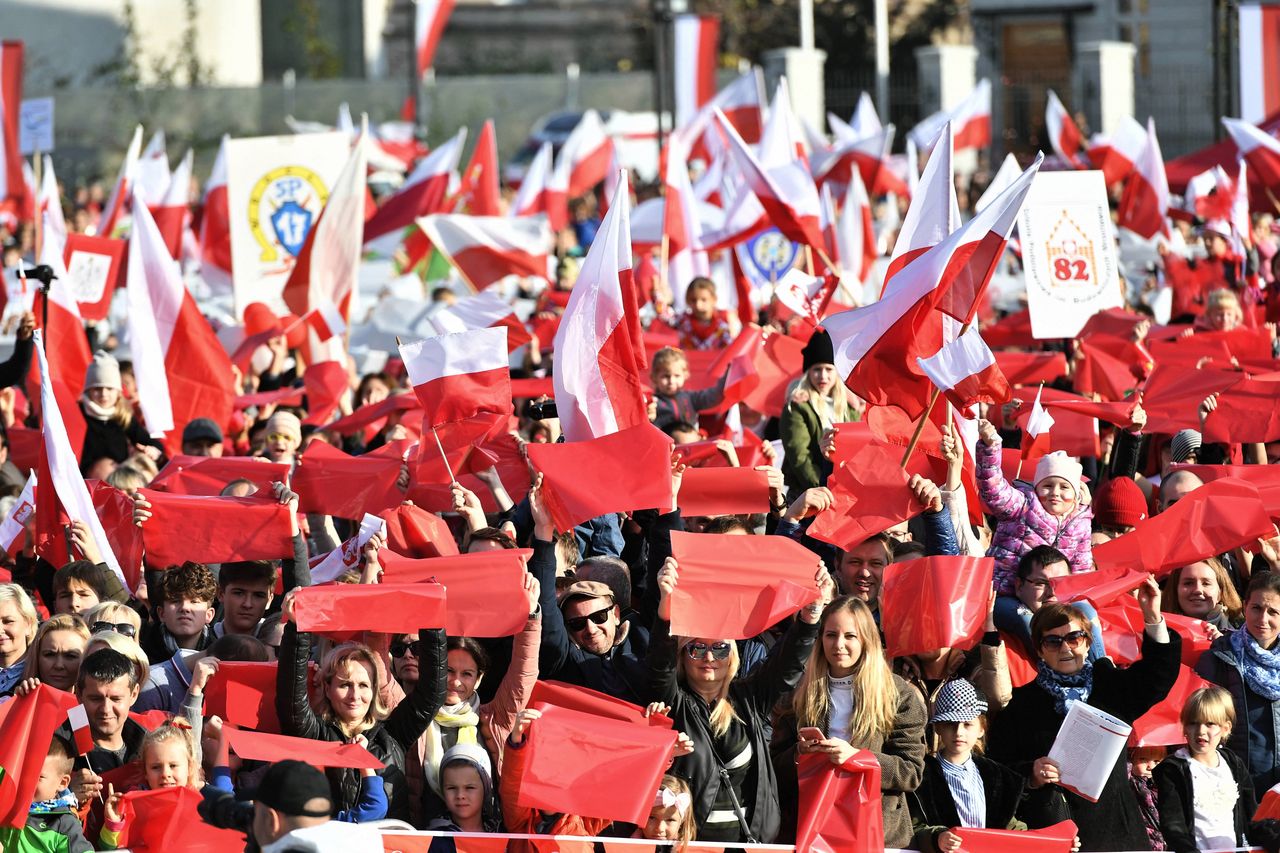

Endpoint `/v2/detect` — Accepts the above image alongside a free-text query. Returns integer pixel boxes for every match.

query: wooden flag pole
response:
[431,426,458,485]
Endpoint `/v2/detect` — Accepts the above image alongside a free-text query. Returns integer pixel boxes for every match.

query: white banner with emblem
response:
[225,131,349,317]
[1019,170,1122,339]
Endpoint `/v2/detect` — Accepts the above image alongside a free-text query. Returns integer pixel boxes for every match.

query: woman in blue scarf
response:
[1198,570,1280,795]
[986,578,1181,852]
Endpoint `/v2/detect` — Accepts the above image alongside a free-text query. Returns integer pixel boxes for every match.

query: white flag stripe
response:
[126,189,179,437]
[916,327,998,392]
[401,326,509,386]
[67,703,90,730]
[436,291,517,331]
[1026,385,1055,438]
[417,214,549,256]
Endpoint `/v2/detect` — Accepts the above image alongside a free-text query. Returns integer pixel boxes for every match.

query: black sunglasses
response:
[685,641,733,661]
[1039,630,1089,650]
[564,606,613,633]
[91,622,137,639]
[390,640,425,658]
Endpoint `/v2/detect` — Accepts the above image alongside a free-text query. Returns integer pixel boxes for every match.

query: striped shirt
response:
[938,755,986,828]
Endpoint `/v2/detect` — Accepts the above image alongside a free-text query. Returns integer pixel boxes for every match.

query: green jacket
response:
[0,808,94,853]
[780,387,859,495]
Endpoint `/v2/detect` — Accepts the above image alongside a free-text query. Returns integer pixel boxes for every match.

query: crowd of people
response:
[5,85,1280,853]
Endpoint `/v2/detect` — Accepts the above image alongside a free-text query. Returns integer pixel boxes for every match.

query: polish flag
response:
[762,80,810,167]
[1087,116,1149,187]
[510,141,558,226]
[136,130,171,207]
[827,111,859,143]
[662,137,709,294]
[426,290,532,351]
[66,704,95,755]
[415,0,457,76]
[884,124,960,296]
[1116,118,1170,240]
[0,472,35,556]
[714,108,824,251]
[673,15,719,129]
[301,299,346,343]
[836,168,877,285]
[1223,117,1280,196]
[126,191,236,454]
[774,269,836,325]
[851,92,882,139]
[284,128,368,320]
[37,154,67,249]
[810,125,907,197]
[199,135,232,290]
[1045,90,1085,168]
[457,119,500,216]
[399,326,511,427]
[98,125,142,237]
[1021,385,1055,460]
[974,152,1020,214]
[32,223,91,459]
[33,329,128,588]
[552,170,647,442]
[951,79,992,151]
[552,109,614,198]
[149,148,192,259]
[916,326,1012,418]
[678,71,766,162]
[415,214,550,291]
[363,128,464,244]
[825,153,1041,420]
[818,183,840,274]
[1239,4,1280,123]
[0,41,26,219]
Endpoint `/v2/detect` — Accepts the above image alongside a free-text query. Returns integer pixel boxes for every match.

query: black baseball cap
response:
[251,760,332,818]
[182,417,223,445]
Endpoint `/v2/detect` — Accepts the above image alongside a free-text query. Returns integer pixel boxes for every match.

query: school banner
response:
[1019,170,1121,339]
[224,131,348,317]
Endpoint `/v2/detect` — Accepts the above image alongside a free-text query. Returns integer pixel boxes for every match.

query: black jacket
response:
[79,405,165,474]
[1153,747,1256,853]
[276,623,447,822]
[0,333,32,391]
[643,615,817,844]
[985,628,1182,852]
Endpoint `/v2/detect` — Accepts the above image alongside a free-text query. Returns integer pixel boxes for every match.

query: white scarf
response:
[423,694,481,795]
[80,396,115,421]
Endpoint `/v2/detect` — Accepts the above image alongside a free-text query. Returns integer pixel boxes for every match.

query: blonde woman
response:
[644,556,833,843]
[772,595,927,848]
[83,601,142,640]
[0,583,39,693]
[18,613,90,692]
[1163,559,1243,634]
[780,329,861,495]
[277,590,446,823]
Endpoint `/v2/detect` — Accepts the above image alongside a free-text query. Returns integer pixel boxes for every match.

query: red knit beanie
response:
[1093,476,1148,529]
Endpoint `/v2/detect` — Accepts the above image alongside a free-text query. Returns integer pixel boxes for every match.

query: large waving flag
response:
[553,109,614,198]
[363,128,464,244]
[884,123,960,295]
[415,214,549,291]
[32,222,91,459]
[415,0,457,76]
[1045,90,1085,168]
[149,148,192,259]
[676,70,766,161]
[673,14,719,128]
[552,170,647,441]
[916,326,1012,418]
[1223,117,1280,196]
[400,326,511,427]
[909,80,991,153]
[825,153,1042,419]
[199,134,232,290]
[97,125,142,237]
[1116,118,1170,240]
[1088,115,1148,186]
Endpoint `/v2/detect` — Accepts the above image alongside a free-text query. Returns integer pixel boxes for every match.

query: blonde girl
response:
[637,774,697,844]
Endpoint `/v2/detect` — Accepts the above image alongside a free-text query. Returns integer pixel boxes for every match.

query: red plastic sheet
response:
[529,680,672,729]
[676,466,771,517]
[879,556,995,658]
[0,684,77,827]
[148,456,290,497]
[378,549,531,637]
[138,489,293,569]
[292,583,447,634]
[808,442,925,550]
[1130,665,1213,747]
[117,787,244,852]
[953,819,1078,852]
[795,750,883,853]
[382,502,460,558]
[291,441,404,519]
[225,727,384,769]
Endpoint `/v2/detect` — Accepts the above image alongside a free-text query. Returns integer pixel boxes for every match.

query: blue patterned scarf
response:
[1231,628,1280,700]
[1035,660,1094,714]
[29,788,78,815]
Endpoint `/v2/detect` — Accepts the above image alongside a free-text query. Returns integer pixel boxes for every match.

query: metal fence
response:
[824,68,922,142]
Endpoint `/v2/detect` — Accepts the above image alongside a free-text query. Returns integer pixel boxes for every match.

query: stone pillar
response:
[1075,41,1135,137]
[763,48,827,129]
[915,44,979,172]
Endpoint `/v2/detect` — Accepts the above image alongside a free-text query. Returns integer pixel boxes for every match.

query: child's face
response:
[689,289,716,321]
[33,755,71,802]
[217,581,273,636]
[652,362,688,398]
[936,719,984,757]
[1130,749,1164,778]
[160,596,214,643]
[1184,720,1227,759]
[441,764,484,825]
[1035,477,1077,517]
[644,804,684,841]
[145,739,191,789]
[55,580,99,615]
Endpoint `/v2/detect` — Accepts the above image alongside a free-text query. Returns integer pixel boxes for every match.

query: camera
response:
[524,399,558,420]
[199,786,255,842]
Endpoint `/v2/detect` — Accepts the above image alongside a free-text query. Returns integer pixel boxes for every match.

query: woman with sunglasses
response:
[83,601,142,640]
[986,578,1181,852]
[645,556,833,843]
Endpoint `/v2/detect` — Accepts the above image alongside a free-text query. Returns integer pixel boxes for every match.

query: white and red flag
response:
[915,326,1012,418]
[552,109,614,199]
[415,214,550,291]
[1087,116,1149,187]
[1021,385,1055,461]
[974,152,1020,214]
[136,130,171,206]
[0,472,35,556]
[32,222,91,459]
[1239,4,1280,123]
[37,154,66,250]
[126,190,236,454]
[400,326,511,426]
[66,704,95,755]
[149,148,192,259]
[1045,90,1085,168]
[836,167,877,286]
[98,125,142,238]
[199,134,232,290]
[0,41,26,221]
[1223,116,1280,197]
[426,290,532,351]
[415,0,457,76]
[301,299,346,343]
[951,79,992,151]
[284,127,368,320]
[851,92,882,139]
[552,170,647,442]
[714,108,824,252]
[661,137,709,296]
[363,128,464,244]
[774,269,836,325]
[33,328,128,588]
[884,123,960,295]
[810,125,906,197]
[824,153,1041,420]
[678,70,766,162]
[673,14,719,128]
[1115,118,1170,240]
[509,141,557,224]
[457,119,501,216]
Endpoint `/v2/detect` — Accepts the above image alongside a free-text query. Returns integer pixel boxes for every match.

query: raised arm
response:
[383,627,448,750]
[975,421,1026,521]
[528,474,574,677]
[483,575,542,745]
[738,566,830,715]
[275,594,324,741]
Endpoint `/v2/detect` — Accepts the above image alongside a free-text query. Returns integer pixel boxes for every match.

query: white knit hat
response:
[1033,451,1082,497]
[83,351,122,392]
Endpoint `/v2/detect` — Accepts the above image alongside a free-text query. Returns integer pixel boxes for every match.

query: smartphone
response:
[798,726,825,743]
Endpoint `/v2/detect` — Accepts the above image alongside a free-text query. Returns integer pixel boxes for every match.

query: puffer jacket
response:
[976,436,1093,594]
[277,623,447,822]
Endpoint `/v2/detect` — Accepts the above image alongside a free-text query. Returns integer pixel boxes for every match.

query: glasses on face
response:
[91,622,137,639]
[265,433,295,444]
[564,607,613,634]
[684,641,732,661]
[1039,630,1089,650]
[389,640,425,658]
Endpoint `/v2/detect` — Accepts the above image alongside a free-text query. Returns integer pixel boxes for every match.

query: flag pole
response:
[430,425,457,484]
[658,233,670,306]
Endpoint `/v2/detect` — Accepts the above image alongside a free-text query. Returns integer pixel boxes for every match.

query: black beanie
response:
[801,327,835,371]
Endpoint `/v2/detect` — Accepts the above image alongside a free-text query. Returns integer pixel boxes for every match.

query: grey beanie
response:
[83,350,122,392]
